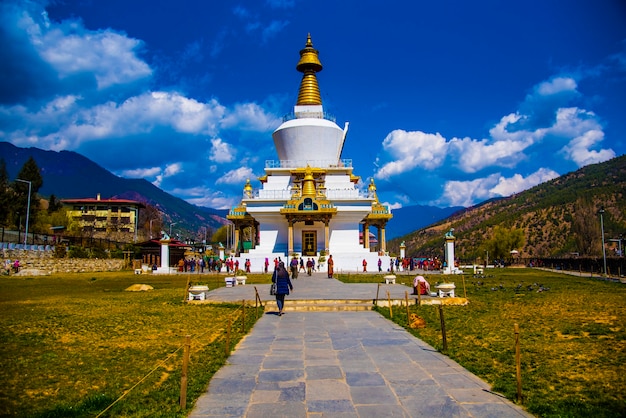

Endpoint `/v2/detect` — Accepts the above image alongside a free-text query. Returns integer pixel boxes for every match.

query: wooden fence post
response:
[405,291,410,321]
[241,299,246,333]
[225,317,231,356]
[179,335,191,409]
[438,304,447,351]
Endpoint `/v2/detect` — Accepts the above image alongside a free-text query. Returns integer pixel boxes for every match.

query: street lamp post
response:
[599,207,607,276]
[149,218,159,239]
[16,179,31,246]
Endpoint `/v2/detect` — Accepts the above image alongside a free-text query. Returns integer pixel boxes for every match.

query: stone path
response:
[189,273,532,417]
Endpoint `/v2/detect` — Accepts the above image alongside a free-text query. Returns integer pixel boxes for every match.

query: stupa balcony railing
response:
[282,111,336,123]
[247,188,367,200]
[265,159,353,169]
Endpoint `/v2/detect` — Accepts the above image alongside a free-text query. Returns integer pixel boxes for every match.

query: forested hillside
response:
[389,155,626,262]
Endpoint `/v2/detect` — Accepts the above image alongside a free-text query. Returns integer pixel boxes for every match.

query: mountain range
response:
[388,154,626,260]
[0,142,228,236]
[0,142,458,239]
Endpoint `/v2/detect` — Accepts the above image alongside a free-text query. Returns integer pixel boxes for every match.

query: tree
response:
[483,226,525,260]
[47,194,63,214]
[14,157,44,232]
[571,198,601,256]
[0,158,12,226]
[211,225,228,245]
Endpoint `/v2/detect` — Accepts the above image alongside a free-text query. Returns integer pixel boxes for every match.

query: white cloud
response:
[119,166,161,178]
[490,168,559,196]
[536,77,577,96]
[216,167,254,185]
[164,163,183,177]
[382,201,403,210]
[152,163,183,188]
[2,92,228,150]
[448,133,534,173]
[560,130,615,167]
[374,130,447,180]
[209,138,235,163]
[23,7,151,89]
[437,168,560,207]
[220,102,281,131]
[437,174,501,207]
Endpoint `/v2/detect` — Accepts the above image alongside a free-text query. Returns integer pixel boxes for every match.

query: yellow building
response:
[61,194,144,242]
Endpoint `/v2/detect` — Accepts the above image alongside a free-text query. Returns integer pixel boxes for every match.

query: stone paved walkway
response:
[189,273,532,417]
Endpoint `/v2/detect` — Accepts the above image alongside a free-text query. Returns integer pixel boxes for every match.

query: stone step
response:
[264,299,374,312]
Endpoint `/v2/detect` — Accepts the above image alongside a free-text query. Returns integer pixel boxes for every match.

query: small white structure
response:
[384,275,396,284]
[153,233,177,274]
[235,276,247,285]
[442,229,463,274]
[436,283,456,298]
[225,277,235,287]
[188,285,209,301]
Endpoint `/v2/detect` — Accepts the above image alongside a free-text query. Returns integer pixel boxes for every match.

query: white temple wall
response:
[272,120,345,163]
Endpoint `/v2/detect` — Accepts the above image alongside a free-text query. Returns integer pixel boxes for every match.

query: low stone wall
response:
[2,249,125,275]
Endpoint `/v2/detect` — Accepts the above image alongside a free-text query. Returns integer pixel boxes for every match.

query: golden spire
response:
[243,178,253,198]
[296,34,323,106]
[301,166,317,197]
[368,178,378,201]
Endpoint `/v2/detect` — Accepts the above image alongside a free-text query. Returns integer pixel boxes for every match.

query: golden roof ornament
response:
[296,34,323,106]
[301,165,317,197]
[368,178,378,201]
[243,178,253,198]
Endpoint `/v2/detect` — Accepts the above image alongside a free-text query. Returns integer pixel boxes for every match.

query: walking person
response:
[290,256,299,279]
[327,254,334,278]
[272,261,293,316]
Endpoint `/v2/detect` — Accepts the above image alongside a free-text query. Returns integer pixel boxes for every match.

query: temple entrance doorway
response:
[302,231,317,256]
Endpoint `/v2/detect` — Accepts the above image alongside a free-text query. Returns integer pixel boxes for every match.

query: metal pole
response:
[16,179,31,246]
[133,207,138,243]
[599,207,607,276]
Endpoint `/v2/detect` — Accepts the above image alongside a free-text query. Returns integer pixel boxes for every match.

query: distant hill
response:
[385,205,464,239]
[388,155,626,260]
[0,142,228,235]
[1,141,465,240]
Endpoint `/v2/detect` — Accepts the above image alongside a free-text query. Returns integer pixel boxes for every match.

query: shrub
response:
[68,246,89,258]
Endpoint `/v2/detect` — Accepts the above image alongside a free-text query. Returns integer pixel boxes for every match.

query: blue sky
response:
[1,0,625,210]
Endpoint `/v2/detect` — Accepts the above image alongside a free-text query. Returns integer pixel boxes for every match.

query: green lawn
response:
[0,272,262,417]
[2,269,625,417]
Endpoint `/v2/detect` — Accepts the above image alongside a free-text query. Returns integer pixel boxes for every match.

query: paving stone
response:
[345,371,386,387]
[305,365,344,380]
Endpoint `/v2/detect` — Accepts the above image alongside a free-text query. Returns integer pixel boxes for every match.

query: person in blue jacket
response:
[272,261,293,316]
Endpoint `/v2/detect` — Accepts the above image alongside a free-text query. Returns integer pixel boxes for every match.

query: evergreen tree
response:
[14,157,44,233]
[48,194,63,214]
[0,159,12,226]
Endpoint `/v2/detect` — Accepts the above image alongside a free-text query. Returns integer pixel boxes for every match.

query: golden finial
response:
[243,178,253,198]
[368,178,378,201]
[296,34,323,106]
[301,165,317,197]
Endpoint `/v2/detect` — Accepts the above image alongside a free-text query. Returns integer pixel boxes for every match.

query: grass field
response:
[0,272,264,417]
[365,269,626,418]
[2,268,625,417]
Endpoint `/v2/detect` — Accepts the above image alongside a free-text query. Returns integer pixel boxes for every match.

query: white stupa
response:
[227,35,392,272]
